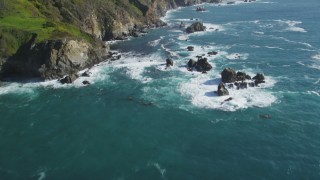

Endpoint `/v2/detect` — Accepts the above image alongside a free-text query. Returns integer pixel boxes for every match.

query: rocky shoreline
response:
[0,0,226,83]
[0,0,258,86]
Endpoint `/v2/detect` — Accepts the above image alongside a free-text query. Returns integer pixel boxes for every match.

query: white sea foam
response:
[226,53,249,60]
[177,34,189,41]
[147,162,166,178]
[312,54,320,61]
[264,46,284,50]
[306,54,320,70]
[0,52,164,95]
[161,44,179,57]
[268,35,314,49]
[179,73,277,111]
[161,7,182,24]
[109,53,164,83]
[254,31,264,35]
[169,29,183,33]
[297,48,316,52]
[307,91,320,96]
[148,36,164,47]
[37,172,46,180]
[275,20,307,33]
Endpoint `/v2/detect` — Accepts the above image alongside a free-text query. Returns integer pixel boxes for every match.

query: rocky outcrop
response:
[59,73,79,84]
[220,68,266,92]
[166,58,173,66]
[208,51,218,55]
[253,73,265,85]
[1,37,109,80]
[195,58,212,72]
[221,68,237,83]
[187,57,212,72]
[217,83,229,96]
[186,22,206,33]
[82,80,91,85]
[187,46,194,51]
[221,68,251,83]
[187,59,197,68]
[0,0,222,80]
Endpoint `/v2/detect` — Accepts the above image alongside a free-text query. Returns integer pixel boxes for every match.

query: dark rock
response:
[196,6,206,11]
[239,82,248,89]
[132,31,140,37]
[196,55,203,60]
[187,46,194,51]
[234,82,248,89]
[166,58,173,66]
[187,59,197,68]
[59,73,78,84]
[195,58,212,72]
[221,68,237,83]
[81,71,91,77]
[236,71,251,81]
[253,73,265,85]
[259,114,272,119]
[186,22,206,33]
[82,80,91,85]
[224,97,233,102]
[217,83,229,96]
[248,82,255,87]
[208,51,218,55]
[227,84,234,89]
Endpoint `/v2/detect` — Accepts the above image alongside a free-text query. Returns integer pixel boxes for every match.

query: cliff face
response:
[0,0,221,80]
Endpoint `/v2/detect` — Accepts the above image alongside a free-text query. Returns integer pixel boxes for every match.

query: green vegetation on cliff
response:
[0,0,94,58]
[0,0,220,79]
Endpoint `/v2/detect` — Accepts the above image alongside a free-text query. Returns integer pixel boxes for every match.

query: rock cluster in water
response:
[196,6,206,12]
[186,22,206,33]
[187,57,212,72]
[216,67,266,96]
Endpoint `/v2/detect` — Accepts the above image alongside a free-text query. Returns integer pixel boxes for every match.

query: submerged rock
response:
[217,83,229,96]
[186,22,206,33]
[259,114,272,119]
[208,51,218,55]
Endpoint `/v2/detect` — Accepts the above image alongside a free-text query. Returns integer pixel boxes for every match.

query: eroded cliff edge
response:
[0,0,221,80]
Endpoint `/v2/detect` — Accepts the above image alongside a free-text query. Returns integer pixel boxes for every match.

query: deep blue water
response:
[0,0,320,179]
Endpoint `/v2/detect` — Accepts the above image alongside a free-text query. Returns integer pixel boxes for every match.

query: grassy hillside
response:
[0,0,96,58]
[0,0,162,58]
[0,0,215,60]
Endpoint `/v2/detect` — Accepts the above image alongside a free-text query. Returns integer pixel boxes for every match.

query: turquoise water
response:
[1,0,320,179]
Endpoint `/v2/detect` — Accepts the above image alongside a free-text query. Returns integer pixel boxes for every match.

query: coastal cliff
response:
[0,0,221,80]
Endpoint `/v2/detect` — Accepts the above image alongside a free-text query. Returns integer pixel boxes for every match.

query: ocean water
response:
[1,0,320,179]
